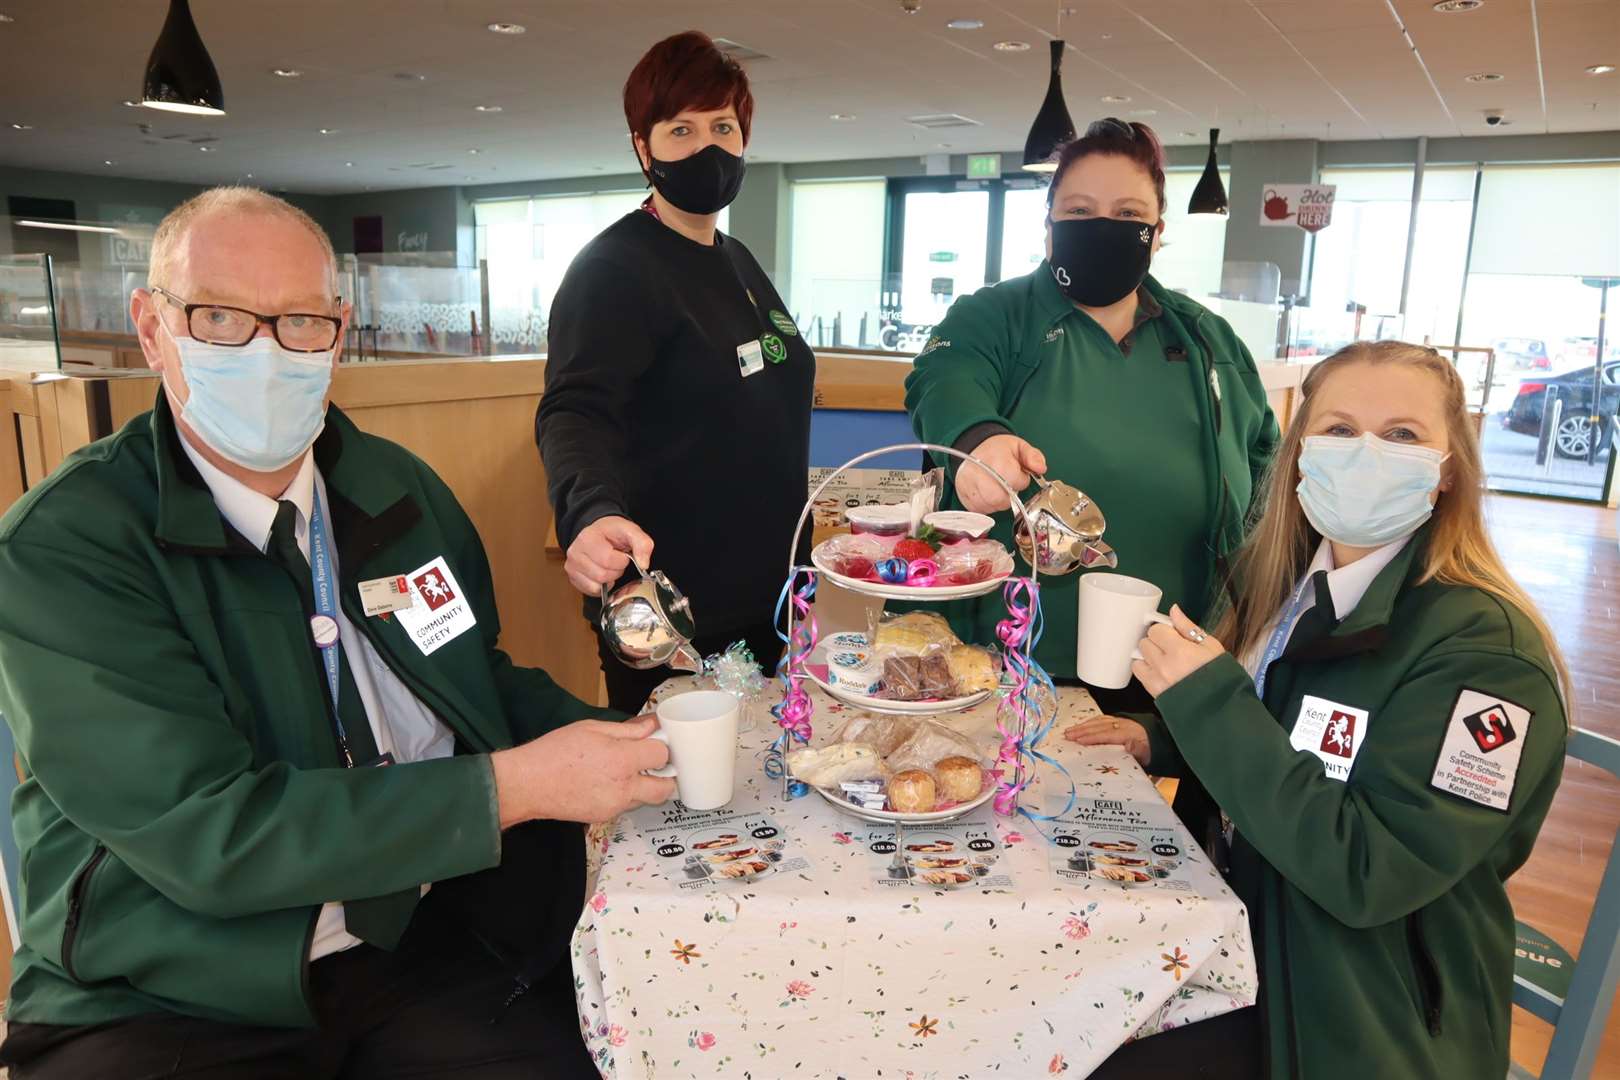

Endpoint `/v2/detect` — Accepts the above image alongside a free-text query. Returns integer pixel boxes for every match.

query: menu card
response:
[1046,795,1196,892]
[807,467,921,529]
[634,804,811,892]
[853,809,1014,890]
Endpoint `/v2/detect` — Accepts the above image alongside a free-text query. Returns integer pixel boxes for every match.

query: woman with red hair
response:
[539,31,814,712]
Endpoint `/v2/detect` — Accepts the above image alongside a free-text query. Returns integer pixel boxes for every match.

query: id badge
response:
[358,575,414,617]
[737,339,766,378]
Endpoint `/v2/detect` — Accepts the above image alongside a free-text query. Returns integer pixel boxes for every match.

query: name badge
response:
[1290,695,1369,782]
[737,339,765,378]
[358,575,415,616]
[393,557,478,656]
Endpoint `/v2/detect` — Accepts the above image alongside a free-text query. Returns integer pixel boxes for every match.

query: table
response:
[572,682,1256,1079]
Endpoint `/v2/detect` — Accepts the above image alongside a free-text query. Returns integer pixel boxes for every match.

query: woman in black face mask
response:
[538,30,815,713]
[905,118,1279,720]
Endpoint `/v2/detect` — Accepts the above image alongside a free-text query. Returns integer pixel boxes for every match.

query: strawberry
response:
[893,538,936,563]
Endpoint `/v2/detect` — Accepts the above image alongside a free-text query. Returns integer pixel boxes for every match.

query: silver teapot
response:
[599,560,702,672]
[1012,476,1118,575]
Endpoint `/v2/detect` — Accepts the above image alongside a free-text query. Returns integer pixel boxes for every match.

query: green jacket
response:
[1141,529,1566,1079]
[903,268,1280,672]
[0,395,603,1029]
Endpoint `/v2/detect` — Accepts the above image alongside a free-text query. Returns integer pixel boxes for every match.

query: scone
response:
[945,645,999,694]
[934,756,984,802]
[887,769,938,814]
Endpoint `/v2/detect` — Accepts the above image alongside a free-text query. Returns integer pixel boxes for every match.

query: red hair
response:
[1047,118,1167,214]
[623,31,754,149]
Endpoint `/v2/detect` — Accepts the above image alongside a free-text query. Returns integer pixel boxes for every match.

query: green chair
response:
[1510,728,1620,1080]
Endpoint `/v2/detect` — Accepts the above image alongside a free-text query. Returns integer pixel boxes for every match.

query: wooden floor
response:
[1490,493,1620,1076]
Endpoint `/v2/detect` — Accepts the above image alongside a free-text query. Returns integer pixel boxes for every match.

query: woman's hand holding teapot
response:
[959,434,1048,514]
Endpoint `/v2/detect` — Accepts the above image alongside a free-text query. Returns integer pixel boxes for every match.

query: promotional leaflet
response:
[635,804,811,892]
[1047,795,1197,892]
[853,809,1014,890]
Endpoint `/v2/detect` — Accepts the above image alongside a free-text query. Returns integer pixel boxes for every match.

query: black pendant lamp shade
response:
[141,0,226,116]
[1021,39,1076,172]
[1188,128,1228,215]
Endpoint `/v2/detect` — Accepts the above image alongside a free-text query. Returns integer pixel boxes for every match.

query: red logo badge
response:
[1463,705,1517,754]
[413,567,456,611]
[1319,711,1357,758]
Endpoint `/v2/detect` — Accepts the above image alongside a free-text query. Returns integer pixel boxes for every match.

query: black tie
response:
[268,500,420,950]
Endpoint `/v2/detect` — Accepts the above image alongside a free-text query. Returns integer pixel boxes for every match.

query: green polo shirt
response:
[905,267,1281,679]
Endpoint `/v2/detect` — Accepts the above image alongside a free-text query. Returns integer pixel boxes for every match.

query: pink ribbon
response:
[906,558,939,588]
[773,568,819,744]
[993,578,1038,815]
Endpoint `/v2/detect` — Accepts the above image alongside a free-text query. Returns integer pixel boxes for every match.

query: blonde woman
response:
[1069,341,1568,1079]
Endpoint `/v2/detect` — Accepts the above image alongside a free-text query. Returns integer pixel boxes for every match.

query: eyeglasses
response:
[152,286,342,353]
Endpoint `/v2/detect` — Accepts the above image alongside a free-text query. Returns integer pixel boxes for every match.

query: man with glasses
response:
[0,187,672,1077]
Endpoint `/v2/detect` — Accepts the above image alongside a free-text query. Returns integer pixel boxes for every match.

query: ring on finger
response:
[1185,626,1208,644]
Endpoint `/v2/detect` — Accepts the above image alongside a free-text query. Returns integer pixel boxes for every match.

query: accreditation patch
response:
[1430,688,1533,812]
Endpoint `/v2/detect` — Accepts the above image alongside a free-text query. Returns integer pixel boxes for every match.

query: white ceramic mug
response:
[648,690,740,810]
[1077,573,1174,690]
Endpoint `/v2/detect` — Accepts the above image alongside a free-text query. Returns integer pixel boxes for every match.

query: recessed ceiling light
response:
[1131,109,1159,116]
[475,104,503,112]
[1100,33,1113,40]
[1432,0,1483,11]
[102,159,115,166]
[993,40,1030,51]
[1587,64,1616,75]
[271,68,302,78]
[829,113,857,121]
[1465,72,1503,82]
[946,18,983,30]
[344,161,354,167]
[467,148,481,154]
[0,13,13,22]
[318,128,338,135]
[393,72,426,81]
[198,145,212,151]
[121,99,142,107]
[1180,130,1199,137]
[486,22,525,34]
[11,122,31,129]
[937,142,953,149]
[1101,94,1131,103]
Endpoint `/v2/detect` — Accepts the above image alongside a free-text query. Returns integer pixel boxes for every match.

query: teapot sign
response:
[1258,183,1336,233]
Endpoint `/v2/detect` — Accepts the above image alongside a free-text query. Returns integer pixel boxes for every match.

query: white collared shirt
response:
[179,437,454,960]
[1240,535,1412,680]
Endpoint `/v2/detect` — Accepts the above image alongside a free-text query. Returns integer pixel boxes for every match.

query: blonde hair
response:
[148,185,337,295]
[1213,340,1571,707]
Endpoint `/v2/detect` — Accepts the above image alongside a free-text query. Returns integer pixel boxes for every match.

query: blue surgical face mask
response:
[163,322,334,472]
[1296,432,1448,548]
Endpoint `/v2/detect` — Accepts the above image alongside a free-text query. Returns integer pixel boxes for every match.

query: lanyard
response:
[307,488,356,768]
[1253,572,1315,701]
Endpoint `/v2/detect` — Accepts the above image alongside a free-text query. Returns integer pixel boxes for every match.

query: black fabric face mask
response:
[646,144,747,215]
[1047,216,1156,307]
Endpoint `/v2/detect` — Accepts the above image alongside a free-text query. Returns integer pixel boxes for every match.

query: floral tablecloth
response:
[573,681,1256,1079]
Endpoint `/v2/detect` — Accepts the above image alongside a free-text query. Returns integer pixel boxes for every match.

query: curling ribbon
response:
[991,577,1075,823]
[770,567,820,752]
[905,558,939,588]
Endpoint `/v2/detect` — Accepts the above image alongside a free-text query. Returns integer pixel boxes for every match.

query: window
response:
[474,192,728,351]
[1156,168,1231,297]
[1299,167,1417,350]
[1461,163,1620,500]
[787,179,886,349]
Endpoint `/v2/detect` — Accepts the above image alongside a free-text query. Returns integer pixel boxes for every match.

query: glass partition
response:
[0,254,60,371]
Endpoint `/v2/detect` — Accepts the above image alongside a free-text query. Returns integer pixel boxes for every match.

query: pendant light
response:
[1188,128,1228,215]
[1021,39,1076,171]
[140,0,226,116]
